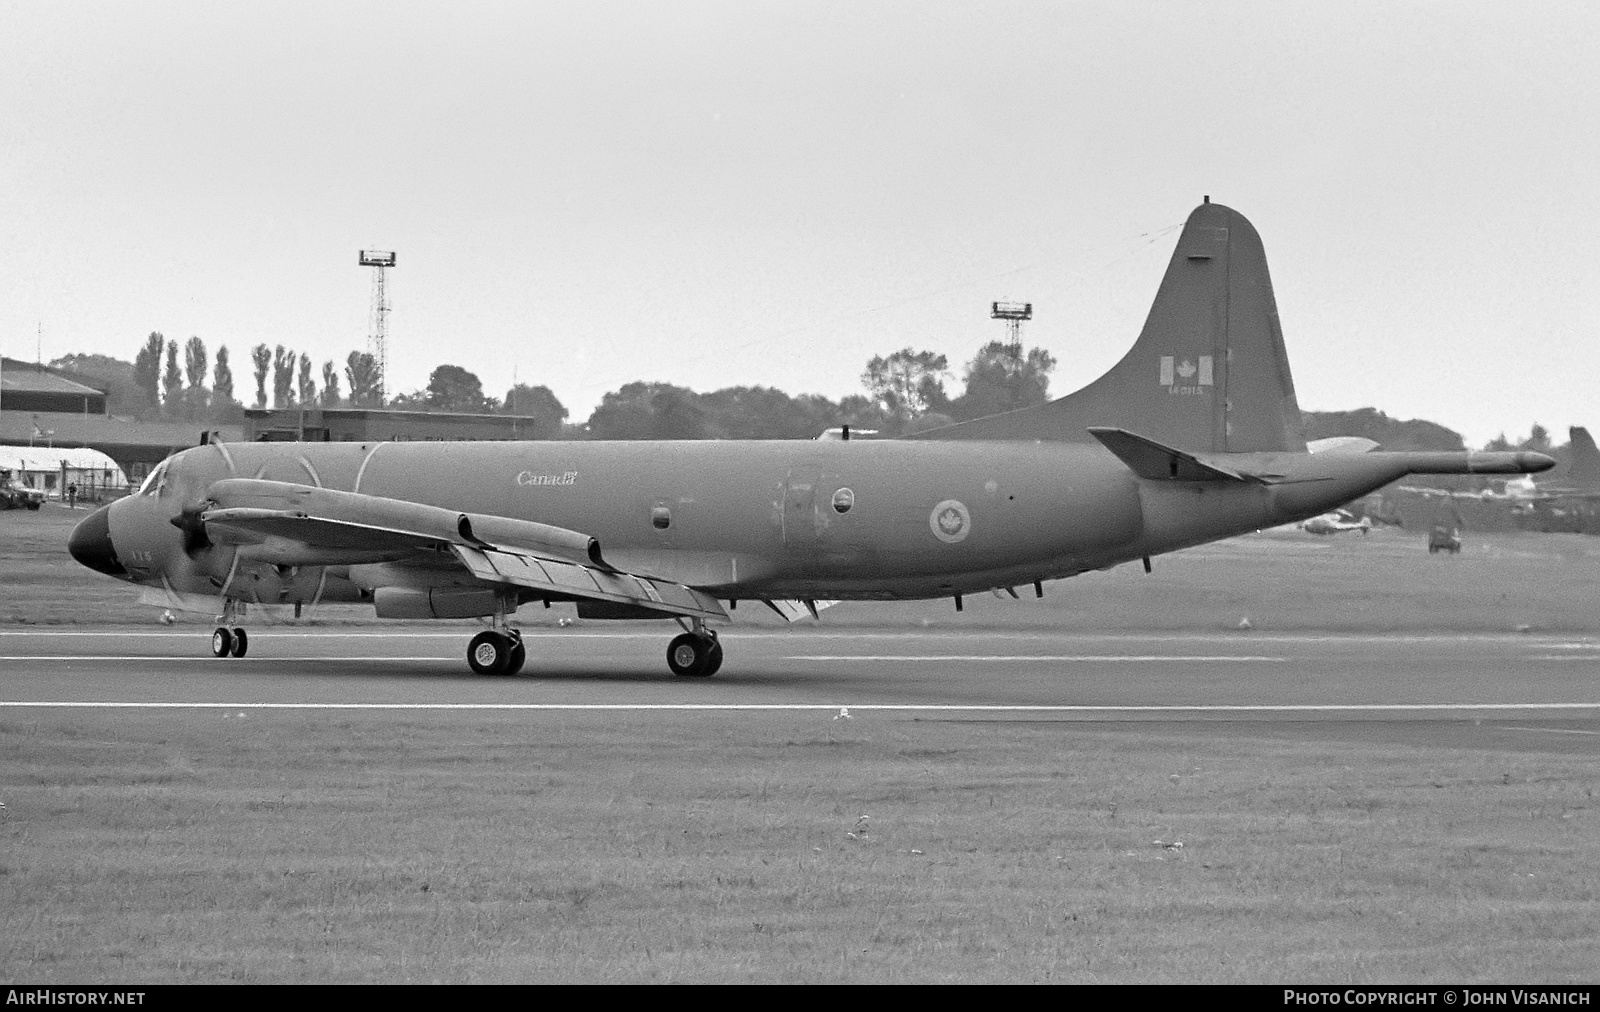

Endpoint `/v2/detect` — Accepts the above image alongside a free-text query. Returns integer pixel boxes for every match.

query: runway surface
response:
[3,625,1598,721]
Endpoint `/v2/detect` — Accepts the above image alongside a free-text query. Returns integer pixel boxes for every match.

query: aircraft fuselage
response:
[99,436,1431,611]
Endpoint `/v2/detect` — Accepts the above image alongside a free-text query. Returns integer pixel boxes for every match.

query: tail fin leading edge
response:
[1566,427,1600,489]
[915,201,1306,453]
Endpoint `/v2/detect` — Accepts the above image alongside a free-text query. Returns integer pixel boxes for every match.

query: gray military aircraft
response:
[68,200,1553,676]
[1300,510,1372,536]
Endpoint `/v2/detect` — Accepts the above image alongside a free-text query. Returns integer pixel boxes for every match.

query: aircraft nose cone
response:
[1518,451,1557,473]
[69,504,126,577]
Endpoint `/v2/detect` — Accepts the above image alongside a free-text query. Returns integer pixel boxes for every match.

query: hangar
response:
[0,444,128,501]
[1,357,239,485]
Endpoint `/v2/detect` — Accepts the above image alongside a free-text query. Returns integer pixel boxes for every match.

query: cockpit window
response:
[139,461,169,497]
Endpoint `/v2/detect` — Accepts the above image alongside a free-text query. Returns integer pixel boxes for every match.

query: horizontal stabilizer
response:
[1088,427,1256,482]
[1306,436,1380,455]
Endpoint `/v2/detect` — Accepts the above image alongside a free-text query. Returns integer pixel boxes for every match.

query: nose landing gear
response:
[209,626,248,658]
[209,600,249,659]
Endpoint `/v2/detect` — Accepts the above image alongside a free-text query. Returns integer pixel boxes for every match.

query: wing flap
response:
[761,599,840,623]
[455,546,726,621]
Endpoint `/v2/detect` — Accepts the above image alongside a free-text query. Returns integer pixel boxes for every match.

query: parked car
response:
[1427,524,1462,554]
[0,471,46,510]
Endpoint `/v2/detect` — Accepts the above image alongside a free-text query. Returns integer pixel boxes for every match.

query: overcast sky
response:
[3,1,1596,446]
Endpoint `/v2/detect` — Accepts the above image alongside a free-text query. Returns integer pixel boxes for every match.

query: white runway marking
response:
[0,656,457,663]
[3,701,1599,714]
[0,630,1587,645]
[1495,725,1600,736]
[786,654,1287,663]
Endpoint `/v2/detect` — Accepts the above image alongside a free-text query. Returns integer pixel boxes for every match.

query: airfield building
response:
[244,407,543,443]
[0,357,233,489]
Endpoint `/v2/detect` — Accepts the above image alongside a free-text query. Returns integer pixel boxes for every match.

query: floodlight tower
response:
[991,301,1031,373]
[359,250,396,401]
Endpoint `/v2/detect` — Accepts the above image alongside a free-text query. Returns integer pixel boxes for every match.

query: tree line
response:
[51,336,384,425]
[51,331,1568,454]
[47,333,1060,441]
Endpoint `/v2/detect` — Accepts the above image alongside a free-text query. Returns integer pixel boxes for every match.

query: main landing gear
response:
[210,626,249,658]
[460,613,724,678]
[667,624,722,678]
[467,629,526,676]
[466,596,526,676]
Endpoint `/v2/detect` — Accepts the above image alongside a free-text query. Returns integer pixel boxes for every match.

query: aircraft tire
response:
[504,639,527,676]
[703,639,724,676]
[667,633,715,677]
[230,628,248,658]
[211,627,234,658]
[468,631,513,675]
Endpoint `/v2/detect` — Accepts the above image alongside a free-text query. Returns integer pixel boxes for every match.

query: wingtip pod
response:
[913,200,1305,453]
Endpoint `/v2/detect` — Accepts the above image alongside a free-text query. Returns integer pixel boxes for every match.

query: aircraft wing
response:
[200,479,726,621]
[201,508,441,560]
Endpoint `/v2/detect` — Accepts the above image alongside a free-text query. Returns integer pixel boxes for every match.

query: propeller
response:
[170,501,214,557]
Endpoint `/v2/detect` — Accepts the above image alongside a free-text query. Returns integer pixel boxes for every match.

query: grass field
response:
[2,504,1598,982]
[3,712,1597,983]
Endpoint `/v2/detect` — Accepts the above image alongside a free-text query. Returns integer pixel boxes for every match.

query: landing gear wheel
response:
[230,628,248,658]
[211,627,233,658]
[667,632,720,677]
[504,636,527,676]
[468,631,513,675]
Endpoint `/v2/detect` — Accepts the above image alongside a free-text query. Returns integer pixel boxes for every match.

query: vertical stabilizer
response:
[914,201,1306,452]
[1565,426,1600,489]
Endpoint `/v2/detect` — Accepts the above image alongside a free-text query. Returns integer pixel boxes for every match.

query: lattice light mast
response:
[359,250,396,401]
[991,301,1031,374]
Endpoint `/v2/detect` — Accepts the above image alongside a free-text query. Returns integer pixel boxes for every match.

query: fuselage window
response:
[832,488,855,514]
[651,505,671,530]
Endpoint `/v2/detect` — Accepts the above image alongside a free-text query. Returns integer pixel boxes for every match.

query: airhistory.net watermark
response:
[5,994,144,1006]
